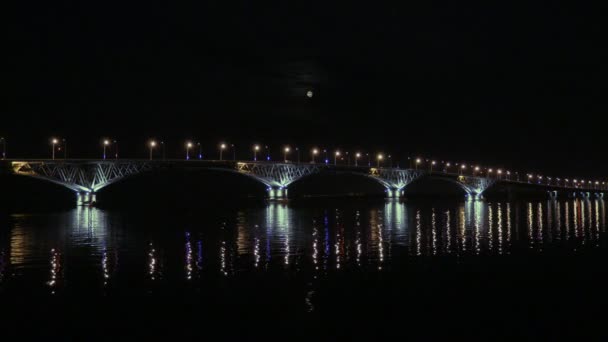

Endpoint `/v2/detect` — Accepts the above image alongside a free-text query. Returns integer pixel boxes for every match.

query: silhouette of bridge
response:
[1,159,605,205]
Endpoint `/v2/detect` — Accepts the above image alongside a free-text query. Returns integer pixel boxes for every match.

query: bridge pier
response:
[267,187,288,200]
[76,192,96,206]
[385,188,402,198]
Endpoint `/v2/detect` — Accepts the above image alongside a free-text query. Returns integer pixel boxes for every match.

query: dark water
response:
[1,198,608,339]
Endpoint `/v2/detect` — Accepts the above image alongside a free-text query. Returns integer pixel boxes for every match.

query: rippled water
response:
[1,198,608,338]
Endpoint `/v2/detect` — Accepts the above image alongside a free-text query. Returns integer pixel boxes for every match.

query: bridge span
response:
[1,159,605,205]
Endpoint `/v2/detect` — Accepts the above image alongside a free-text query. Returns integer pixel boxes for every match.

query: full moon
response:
[306,90,313,98]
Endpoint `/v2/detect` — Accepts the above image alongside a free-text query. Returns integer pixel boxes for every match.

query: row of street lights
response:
[35,137,608,190]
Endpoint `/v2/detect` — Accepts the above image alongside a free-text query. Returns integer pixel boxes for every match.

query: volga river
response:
[1,198,607,339]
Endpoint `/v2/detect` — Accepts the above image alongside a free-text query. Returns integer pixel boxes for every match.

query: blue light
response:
[198,154,202,160]
[267,156,270,161]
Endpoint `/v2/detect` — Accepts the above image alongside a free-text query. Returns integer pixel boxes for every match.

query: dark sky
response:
[2,2,607,178]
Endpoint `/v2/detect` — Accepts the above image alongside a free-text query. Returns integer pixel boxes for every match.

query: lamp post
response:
[51,138,58,160]
[377,154,383,168]
[0,137,5,159]
[324,149,328,165]
[103,139,110,160]
[219,143,226,161]
[265,145,270,161]
[355,152,361,166]
[312,148,318,163]
[284,146,290,163]
[231,144,236,161]
[460,164,466,175]
[253,145,260,161]
[62,138,67,159]
[445,162,451,173]
[415,158,421,170]
[149,140,156,160]
[334,151,340,165]
[474,166,480,176]
[160,141,165,160]
[114,140,119,159]
[430,161,436,173]
[197,142,202,159]
[186,142,193,160]
[296,147,300,163]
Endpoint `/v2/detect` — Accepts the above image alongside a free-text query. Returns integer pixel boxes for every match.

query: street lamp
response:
[253,145,260,161]
[355,152,361,167]
[186,142,193,160]
[284,146,290,162]
[0,137,5,159]
[62,138,67,159]
[51,138,58,160]
[231,144,236,161]
[114,140,119,159]
[334,151,340,165]
[149,140,156,160]
[219,143,226,161]
[445,162,451,173]
[312,148,318,163]
[474,166,480,176]
[377,154,383,168]
[197,142,202,159]
[296,147,300,163]
[430,161,436,172]
[460,164,466,175]
[497,169,503,180]
[103,139,110,160]
[415,158,421,170]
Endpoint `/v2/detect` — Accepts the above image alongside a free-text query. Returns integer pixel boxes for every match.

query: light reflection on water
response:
[0,199,607,293]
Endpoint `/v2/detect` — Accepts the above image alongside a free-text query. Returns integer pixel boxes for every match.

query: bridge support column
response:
[76,192,96,206]
[385,188,400,198]
[267,187,288,200]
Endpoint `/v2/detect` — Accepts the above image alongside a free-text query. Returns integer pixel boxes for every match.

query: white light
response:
[150,141,156,147]
[220,143,226,149]
[254,145,260,151]
[104,140,110,146]
[306,90,313,98]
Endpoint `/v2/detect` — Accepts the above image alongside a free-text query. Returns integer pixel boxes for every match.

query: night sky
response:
[2,2,606,178]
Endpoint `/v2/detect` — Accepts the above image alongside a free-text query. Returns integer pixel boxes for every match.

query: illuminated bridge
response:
[1,159,605,205]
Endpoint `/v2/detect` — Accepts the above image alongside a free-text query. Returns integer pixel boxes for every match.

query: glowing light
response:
[254,145,260,151]
[220,143,226,149]
[416,158,421,164]
[52,138,58,144]
[306,90,313,98]
[335,151,341,156]
[187,142,193,148]
[475,166,480,171]
[104,140,110,146]
[461,164,466,169]
[285,147,290,152]
[356,152,361,158]
[150,141,156,147]
[431,161,436,165]
[312,148,318,155]
[497,169,502,174]
[378,154,384,160]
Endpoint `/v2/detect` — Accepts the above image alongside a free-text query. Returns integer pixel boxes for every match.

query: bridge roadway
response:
[1,159,605,205]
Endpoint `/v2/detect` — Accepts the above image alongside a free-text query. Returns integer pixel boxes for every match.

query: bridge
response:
[1,159,606,205]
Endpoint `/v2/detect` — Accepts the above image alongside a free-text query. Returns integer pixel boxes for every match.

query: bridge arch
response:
[286,170,389,198]
[403,175,495,199]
